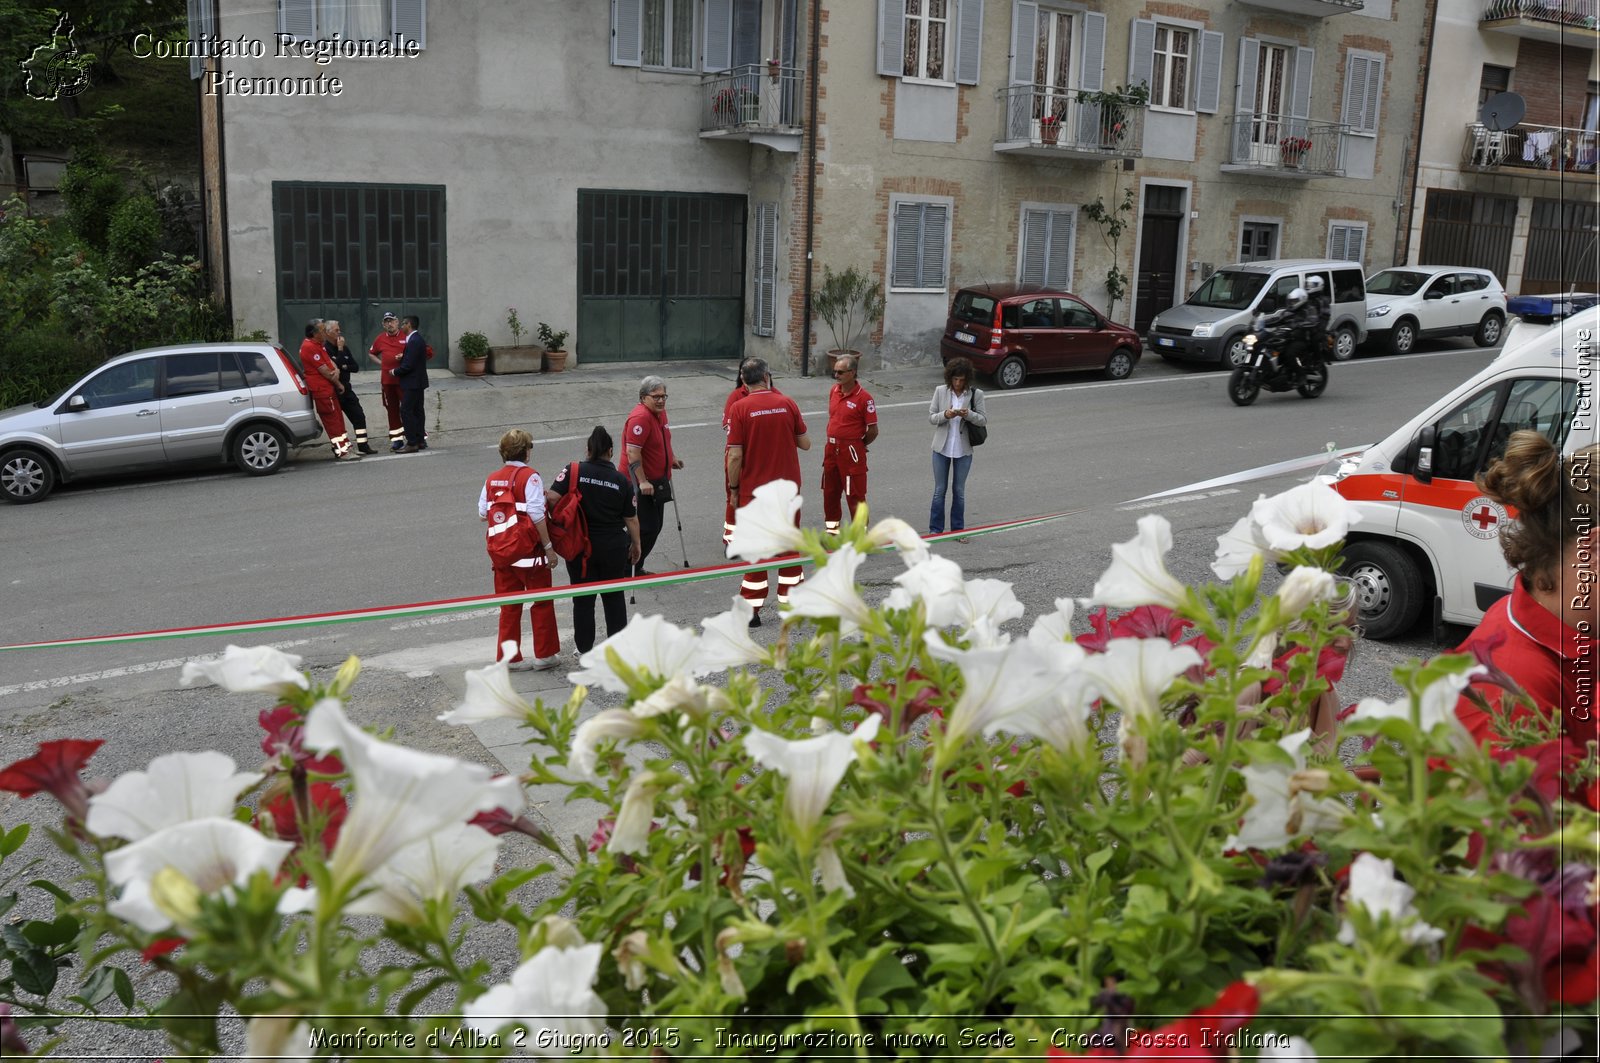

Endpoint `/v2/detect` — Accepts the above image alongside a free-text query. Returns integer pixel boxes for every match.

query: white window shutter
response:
[279,0,316,41]
[754,202,778,336]
[1361,56,1383,135]
[1327,226,1344,261]
[1019,210,1048,285]
[1009,1,1038,85]
[1347,227,1365,265]
[1289,46,1314,134]
[878,0,905,78]
[1195,30,1223,113]
[922,205,949,287]
[1341,54,1368,130]
[1079,11,1105,92]
[704,0,733,72]
[1235,37,1259,117]
[612,0,643,67]
[954,0,984,86]
[392,0,425,50]
[1046,210,1074,288]
[1127,19,1155,96]
[892,203,922,287]
[187,0,213,80]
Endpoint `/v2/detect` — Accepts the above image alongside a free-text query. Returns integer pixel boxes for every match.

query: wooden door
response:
[1135,185,1185,333]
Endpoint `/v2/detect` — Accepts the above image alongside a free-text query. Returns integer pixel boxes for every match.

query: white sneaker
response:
[530,655,561,671]
[506,658,536,672]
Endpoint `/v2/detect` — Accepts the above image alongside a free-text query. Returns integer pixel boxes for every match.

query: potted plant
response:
[489,306,542,374]
[1039,112,1060,147]
[457,330,489,376]
[536,321,570,373]
[813,265,886,373]
[1279,135,1313,168]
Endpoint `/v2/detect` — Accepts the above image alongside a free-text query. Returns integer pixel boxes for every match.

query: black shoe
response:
[357,443,376,455]
[400,445,422,453]
[634,568,653,577]
[748,609,762,629]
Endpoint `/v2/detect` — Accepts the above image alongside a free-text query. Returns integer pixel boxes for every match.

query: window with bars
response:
[1151,26,1192,110]
[1327,223,1367,266]
[891,200,949,290]
[1018,207,1075,289]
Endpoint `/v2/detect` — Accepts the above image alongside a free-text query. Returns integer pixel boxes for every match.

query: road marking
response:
[0,638,312,699]
[389,608,498,630]
[1117,487,1241,512]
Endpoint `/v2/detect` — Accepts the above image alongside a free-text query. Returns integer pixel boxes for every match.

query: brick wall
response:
[1514,39,1593,128]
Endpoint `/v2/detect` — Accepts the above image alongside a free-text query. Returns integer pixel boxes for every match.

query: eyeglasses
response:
[832,370,851,377]
[648,393,668,401]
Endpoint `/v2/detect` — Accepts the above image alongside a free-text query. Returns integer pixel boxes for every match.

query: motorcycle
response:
[1227,310,1329,407]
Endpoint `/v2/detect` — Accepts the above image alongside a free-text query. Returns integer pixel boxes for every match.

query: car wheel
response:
[1297,365,1329,399]
[1103,347,1136,380]
[1341,540,1424,640]
[1227,365,1260,407]
[1224,334,1251,369]
[234,424,288,476]
[994,355,1027,390]
[1474,312,1505,347]
[1388,318,1417,355]
[1331,325,1357,361]
[0,449,56,504]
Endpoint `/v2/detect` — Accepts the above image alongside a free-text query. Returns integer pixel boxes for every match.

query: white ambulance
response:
[1318,307,1598,639]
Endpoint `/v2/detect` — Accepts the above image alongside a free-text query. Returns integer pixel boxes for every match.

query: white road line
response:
[389,608,499,630]
[1117,487,1241,512]
[0,638,312,699]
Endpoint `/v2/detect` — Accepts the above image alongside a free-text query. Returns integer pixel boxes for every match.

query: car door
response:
[1449,272,1492,336]
[56,357,164,473]
[1057,297,1106,368]
[160,351,250,462]
[1415,273,1456,335]
[1010,297,1065,369]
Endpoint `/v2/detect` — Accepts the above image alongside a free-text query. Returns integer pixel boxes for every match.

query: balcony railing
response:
[1235,0,1365,16]
[1481,0,1600,41]
[993,85,1145,159]
[700,64,803,138]
[1462,121,1600,174]
[1220,114,1346,177]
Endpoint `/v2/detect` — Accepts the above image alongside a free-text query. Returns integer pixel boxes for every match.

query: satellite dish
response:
[1479,92,1526,132]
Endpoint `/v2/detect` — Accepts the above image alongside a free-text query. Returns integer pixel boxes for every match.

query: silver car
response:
[0,342,320,504]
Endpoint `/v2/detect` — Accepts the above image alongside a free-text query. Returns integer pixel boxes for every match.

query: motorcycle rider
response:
[1273,287,1320,379]
[1305,275,1333,358]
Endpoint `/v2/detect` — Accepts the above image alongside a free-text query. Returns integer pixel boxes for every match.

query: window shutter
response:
[1234,38,1259,163]
[1045,210,1073,288]
[1327,226,1344,262]
[921,204,949,287]
[1360,55,1383,135]
[1289,46,1314,136]
[892,202,923,288]
[392,0,425,50]
[732,0,763,68]
[187,0,213,80]
[1346,227,1365,265]
[1019,210,1048,286]
[754,202,778,336]
[612,0,643,67]
[1009,1,1037,85]
[954,0,984,86]
[704,0,733,72]
[1127,19,1155,96]
[1195,30,1223,113]
[877,0,905,78]
[279,0,316,41]
[1079,11,1105,92]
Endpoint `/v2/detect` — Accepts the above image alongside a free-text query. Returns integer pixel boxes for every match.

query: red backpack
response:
[484,465,539,566]
[547,462,591,564]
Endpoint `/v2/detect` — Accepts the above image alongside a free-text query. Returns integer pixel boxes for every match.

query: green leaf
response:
[0,822,29,856]
[1084,847,1113,875]
[10,945,60,996]
[113,967,134,1008]
[71,965,117,1009]
[22,914,81,948]
[28,878,75,905]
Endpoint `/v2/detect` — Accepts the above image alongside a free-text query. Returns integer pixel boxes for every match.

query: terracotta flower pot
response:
[544,349,569,373]
[464,356,488,378]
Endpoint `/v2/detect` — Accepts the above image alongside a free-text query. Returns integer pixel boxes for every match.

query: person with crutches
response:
[621,375,682,579]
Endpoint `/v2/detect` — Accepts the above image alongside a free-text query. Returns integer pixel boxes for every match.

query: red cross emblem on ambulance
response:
[1461,495,1506,540]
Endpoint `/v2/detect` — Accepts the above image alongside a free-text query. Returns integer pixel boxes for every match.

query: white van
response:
[1318,307,1597,638]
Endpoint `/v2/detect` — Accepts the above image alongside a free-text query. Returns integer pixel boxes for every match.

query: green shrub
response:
[107,193,160,273]
[0,326,100,410]
[58,151,125,252]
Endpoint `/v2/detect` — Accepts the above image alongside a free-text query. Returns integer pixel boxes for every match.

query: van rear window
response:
[951,292,997,325]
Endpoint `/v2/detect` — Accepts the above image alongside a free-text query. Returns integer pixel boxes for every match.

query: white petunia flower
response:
[924,633,1062,749]
[570,615,701,693]
[344,823,501,925]
[1337,852,1445,947]
[87,751,263,842]
[1077,638,1203,750]
[437,648,534,725]
[725,479,805,562]
[955,578,1025,633]
[105,817,294,933]
[1211,513,1270,580]
[816,842,854,898]
[302,699,523,891]
[633,673,715,720]
[694,597,769,673]
[608,775,664,856]
[743,715,882,833]
[1015,638,1096,754]
[179,644,308,696]
[785,544,872,628]
[569,709,647,781]
[1348,669,1482,738]
[885,555,967,627]
[865,516,930,567]
[1087,514,1188,611]
[1027,598,1077,647]
[1222,729,1347,852]
[1250,481,1358,554]
[461,943,607,1053]
[1276,566,1337,617]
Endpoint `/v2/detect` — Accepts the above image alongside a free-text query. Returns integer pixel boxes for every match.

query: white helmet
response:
[1304,276,1326,295]
[1287,287,1308,309]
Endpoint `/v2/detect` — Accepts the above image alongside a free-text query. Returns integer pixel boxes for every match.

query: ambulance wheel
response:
[994,355,1027,390]
[1,448,55,503]
[1341,540,1423,640]
[234,424,288,476]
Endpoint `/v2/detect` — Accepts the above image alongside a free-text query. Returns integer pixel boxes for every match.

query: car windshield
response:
[1187,270,1269,310]
[950,291,997,326]
[1366,270,1430,296]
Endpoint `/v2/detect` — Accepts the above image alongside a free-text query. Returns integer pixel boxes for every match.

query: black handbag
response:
[966,421,987,447]
[650,478,674,503]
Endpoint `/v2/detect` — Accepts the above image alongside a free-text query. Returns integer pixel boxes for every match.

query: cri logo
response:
[22,15,92,102]
[1461,495,1507,541]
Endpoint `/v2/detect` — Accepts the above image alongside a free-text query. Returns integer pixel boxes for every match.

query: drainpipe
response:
[1399,0,1438,268]
[799,0,821,377]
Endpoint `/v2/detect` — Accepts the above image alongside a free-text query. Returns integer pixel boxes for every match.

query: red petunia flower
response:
[0,739,104,820]
[259,782,347,854]
[850,669,942,734]
[259,706,343,776]
[141,937,185,963]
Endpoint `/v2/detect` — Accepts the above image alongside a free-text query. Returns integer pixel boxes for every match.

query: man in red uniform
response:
[721,358,771,545]
[368,312,407,452]
[621,375,684,575]
[821,354,878,535]
[725,358,810,625]
[299,319,355,460]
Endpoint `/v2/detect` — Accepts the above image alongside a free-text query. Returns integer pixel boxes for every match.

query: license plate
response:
[1156,337,1175,347]
[954,330,976,344]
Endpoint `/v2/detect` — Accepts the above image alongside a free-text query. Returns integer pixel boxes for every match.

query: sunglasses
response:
[832,369,852,377]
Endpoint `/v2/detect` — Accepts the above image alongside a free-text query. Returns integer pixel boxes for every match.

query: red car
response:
[939,283,1142,389]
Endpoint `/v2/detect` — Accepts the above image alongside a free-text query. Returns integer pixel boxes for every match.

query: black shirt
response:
[550,458,635,542]
[327,342,362,388]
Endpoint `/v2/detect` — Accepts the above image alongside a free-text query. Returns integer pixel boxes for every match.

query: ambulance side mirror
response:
[1407,425,1436,485]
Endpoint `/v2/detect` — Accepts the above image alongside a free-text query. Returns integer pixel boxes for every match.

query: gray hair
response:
[740,358,769,386]
[639,375,667,399]
[323,319,340,332]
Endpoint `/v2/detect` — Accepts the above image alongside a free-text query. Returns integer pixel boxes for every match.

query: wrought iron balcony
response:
[1462,121,1600,174]
[1481,0,1600,43]
[699,64,803,151]
[1220,115,1347,177]
[993,85,1145,160]
[1234,0,1364,16]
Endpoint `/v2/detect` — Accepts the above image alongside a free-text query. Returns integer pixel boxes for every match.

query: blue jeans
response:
[929,452,972,534]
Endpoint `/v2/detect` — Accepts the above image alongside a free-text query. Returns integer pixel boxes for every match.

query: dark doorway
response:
[1135,184,1186,333]
[1417,189,1516,284]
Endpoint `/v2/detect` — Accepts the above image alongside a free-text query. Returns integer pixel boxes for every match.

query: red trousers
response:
[381,382,405,443]
[310,388,346,439]
[738,508,803,609]
[821,442,868,532]
[492,562,560,661]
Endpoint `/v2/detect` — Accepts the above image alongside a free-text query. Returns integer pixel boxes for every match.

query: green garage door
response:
[577,190,746,362]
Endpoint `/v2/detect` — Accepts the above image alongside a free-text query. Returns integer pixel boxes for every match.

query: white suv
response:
[1364,266,1508,355]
